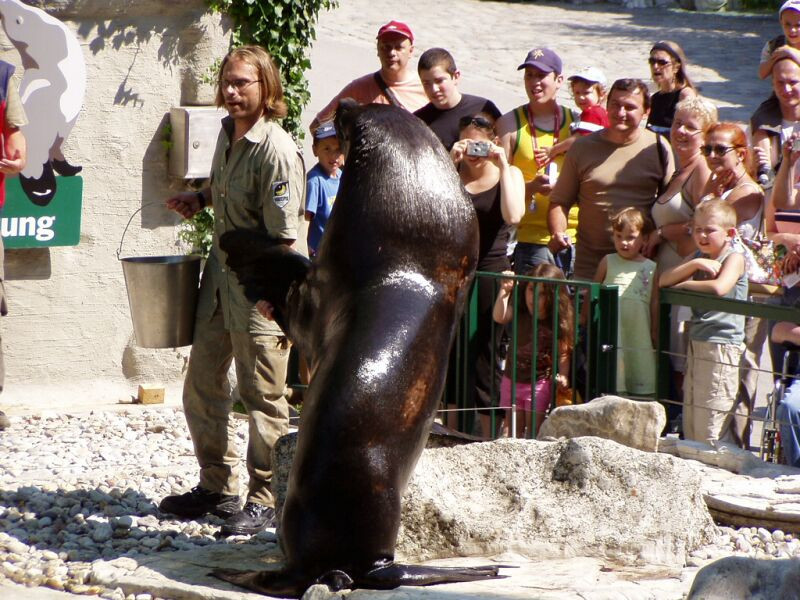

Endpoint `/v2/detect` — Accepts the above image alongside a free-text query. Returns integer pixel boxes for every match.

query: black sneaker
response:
[159,486,241,519]
[220,501,276,536]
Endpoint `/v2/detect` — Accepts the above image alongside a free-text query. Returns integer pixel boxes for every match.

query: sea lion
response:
[215,101,503,597]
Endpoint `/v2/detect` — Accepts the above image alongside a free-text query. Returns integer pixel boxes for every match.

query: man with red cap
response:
[309,20,427,133]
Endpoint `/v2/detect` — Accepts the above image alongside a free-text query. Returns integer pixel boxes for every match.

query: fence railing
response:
[442,271,619,438]
[656,288,800,402]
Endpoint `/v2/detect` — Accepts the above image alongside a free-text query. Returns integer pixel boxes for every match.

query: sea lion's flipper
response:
[212,567,312,598]
[357,562,506,589]
[219,229,311,333]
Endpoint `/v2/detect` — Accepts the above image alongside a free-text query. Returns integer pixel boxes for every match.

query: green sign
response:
[1,176,83,248]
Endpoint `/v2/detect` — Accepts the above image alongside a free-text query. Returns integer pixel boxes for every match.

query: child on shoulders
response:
[537,66,609,167]
[592,207,657,396]
[305,122,344,257]
[659,199,748,444]
[567,67,610,137]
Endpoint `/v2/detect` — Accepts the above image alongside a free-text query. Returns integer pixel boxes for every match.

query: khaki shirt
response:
[197,115,305,335]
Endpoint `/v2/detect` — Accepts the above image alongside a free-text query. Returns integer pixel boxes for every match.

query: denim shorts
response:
[513,242,574,279]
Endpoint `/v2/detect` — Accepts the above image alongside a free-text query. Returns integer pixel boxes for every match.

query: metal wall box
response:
[169,106,227,179]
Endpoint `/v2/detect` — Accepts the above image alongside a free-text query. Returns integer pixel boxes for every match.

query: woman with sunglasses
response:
[447,113,525,437]
[645,41,697,138]
[701,123,764,234]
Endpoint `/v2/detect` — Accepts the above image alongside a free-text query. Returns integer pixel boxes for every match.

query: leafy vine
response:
[205,0,338,140]
[180,0,338,256]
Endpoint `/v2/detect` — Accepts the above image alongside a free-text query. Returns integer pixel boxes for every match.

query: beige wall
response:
[0,1,232,402]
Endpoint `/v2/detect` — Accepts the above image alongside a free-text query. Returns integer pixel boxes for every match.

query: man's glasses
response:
[701,144,737,157]
[222,78,261,92]
[648,58,671,67]
[458,115,494,130]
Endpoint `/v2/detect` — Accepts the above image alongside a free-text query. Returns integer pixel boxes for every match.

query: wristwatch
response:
[656,226,664,240]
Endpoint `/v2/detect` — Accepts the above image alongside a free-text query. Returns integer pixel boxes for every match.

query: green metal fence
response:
[443,271,620,438]
[656,288,800,403]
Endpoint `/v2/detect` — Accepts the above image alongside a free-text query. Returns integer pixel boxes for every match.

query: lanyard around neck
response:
[527,105,561,151]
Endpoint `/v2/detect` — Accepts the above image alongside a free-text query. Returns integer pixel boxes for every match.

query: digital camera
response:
[466,141,490,157]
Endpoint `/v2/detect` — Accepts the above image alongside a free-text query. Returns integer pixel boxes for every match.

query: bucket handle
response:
[117,201,163,260]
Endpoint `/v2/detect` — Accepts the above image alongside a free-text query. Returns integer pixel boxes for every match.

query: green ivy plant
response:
[206,0,338,141]
[179,0,337,258]
[177,206,214,257]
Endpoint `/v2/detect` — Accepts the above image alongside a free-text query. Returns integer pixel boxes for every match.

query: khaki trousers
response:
[183,306,290,506]
[683,339,744,444]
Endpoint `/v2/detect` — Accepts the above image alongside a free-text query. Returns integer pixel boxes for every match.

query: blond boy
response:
[659,199,747,443]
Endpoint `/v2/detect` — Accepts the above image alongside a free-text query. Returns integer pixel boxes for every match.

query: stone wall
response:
[0,1,231,398]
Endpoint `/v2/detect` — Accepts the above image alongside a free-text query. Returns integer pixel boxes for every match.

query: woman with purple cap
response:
[645,40,696,138]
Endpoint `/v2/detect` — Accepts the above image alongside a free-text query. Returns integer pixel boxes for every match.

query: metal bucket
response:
[118,205,202,348]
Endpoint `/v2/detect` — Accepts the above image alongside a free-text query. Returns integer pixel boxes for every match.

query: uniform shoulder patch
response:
[272,180,290,208]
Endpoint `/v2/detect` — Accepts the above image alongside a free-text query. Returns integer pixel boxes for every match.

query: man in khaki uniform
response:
[161,45,304,536]
[0,60,28,431]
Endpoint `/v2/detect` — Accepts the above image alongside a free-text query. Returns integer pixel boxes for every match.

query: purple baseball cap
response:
[517,47,562,74]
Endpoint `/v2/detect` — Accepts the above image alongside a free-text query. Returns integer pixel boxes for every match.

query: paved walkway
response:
[302,0,775,158]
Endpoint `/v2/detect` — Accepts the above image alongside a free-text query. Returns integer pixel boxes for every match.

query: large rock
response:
[538,395,666,452]
[687,556,800,599]
[273,435,715,567]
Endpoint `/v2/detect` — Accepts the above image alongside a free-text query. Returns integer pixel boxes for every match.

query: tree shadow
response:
[494,2,775,123]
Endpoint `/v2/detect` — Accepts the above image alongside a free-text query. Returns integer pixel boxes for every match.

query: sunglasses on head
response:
[458,115,494,130]
[648,57,671,67]
[700,144,737,157]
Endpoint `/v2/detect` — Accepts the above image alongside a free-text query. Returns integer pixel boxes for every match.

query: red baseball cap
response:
[376,20,414,43]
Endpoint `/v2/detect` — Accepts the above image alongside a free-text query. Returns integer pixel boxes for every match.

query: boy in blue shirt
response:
[306,122,343,256]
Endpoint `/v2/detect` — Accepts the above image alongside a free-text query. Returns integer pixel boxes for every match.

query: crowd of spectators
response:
[305,7,800,460]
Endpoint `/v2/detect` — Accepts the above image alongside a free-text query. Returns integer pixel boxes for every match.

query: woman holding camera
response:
[444,112,525,437]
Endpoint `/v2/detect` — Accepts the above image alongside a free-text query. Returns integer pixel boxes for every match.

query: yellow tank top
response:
[511,104,580,245]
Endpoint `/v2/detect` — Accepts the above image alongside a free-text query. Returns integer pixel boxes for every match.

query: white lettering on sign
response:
[1,215,56,241]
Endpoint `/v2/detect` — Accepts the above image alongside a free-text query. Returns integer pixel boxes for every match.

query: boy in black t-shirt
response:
[414,47,501,150]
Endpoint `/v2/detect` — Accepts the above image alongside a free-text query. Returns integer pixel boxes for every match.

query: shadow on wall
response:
[79,19,180,64]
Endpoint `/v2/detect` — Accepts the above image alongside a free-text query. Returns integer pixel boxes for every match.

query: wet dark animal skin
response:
[216,101,503,597]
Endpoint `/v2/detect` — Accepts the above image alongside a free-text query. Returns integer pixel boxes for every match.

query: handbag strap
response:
[373,72,405,109]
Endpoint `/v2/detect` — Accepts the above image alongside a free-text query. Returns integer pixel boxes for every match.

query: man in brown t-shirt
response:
[547,79,674,280]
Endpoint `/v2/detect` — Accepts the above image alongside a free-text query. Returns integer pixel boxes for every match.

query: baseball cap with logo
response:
[568,66,607,87]
[517,47,562,74]
[376,20,414,43]
[313,122,337,141]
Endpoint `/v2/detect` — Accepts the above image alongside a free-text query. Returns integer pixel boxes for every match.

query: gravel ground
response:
[1,407,800,599]
[0,408,276,599]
